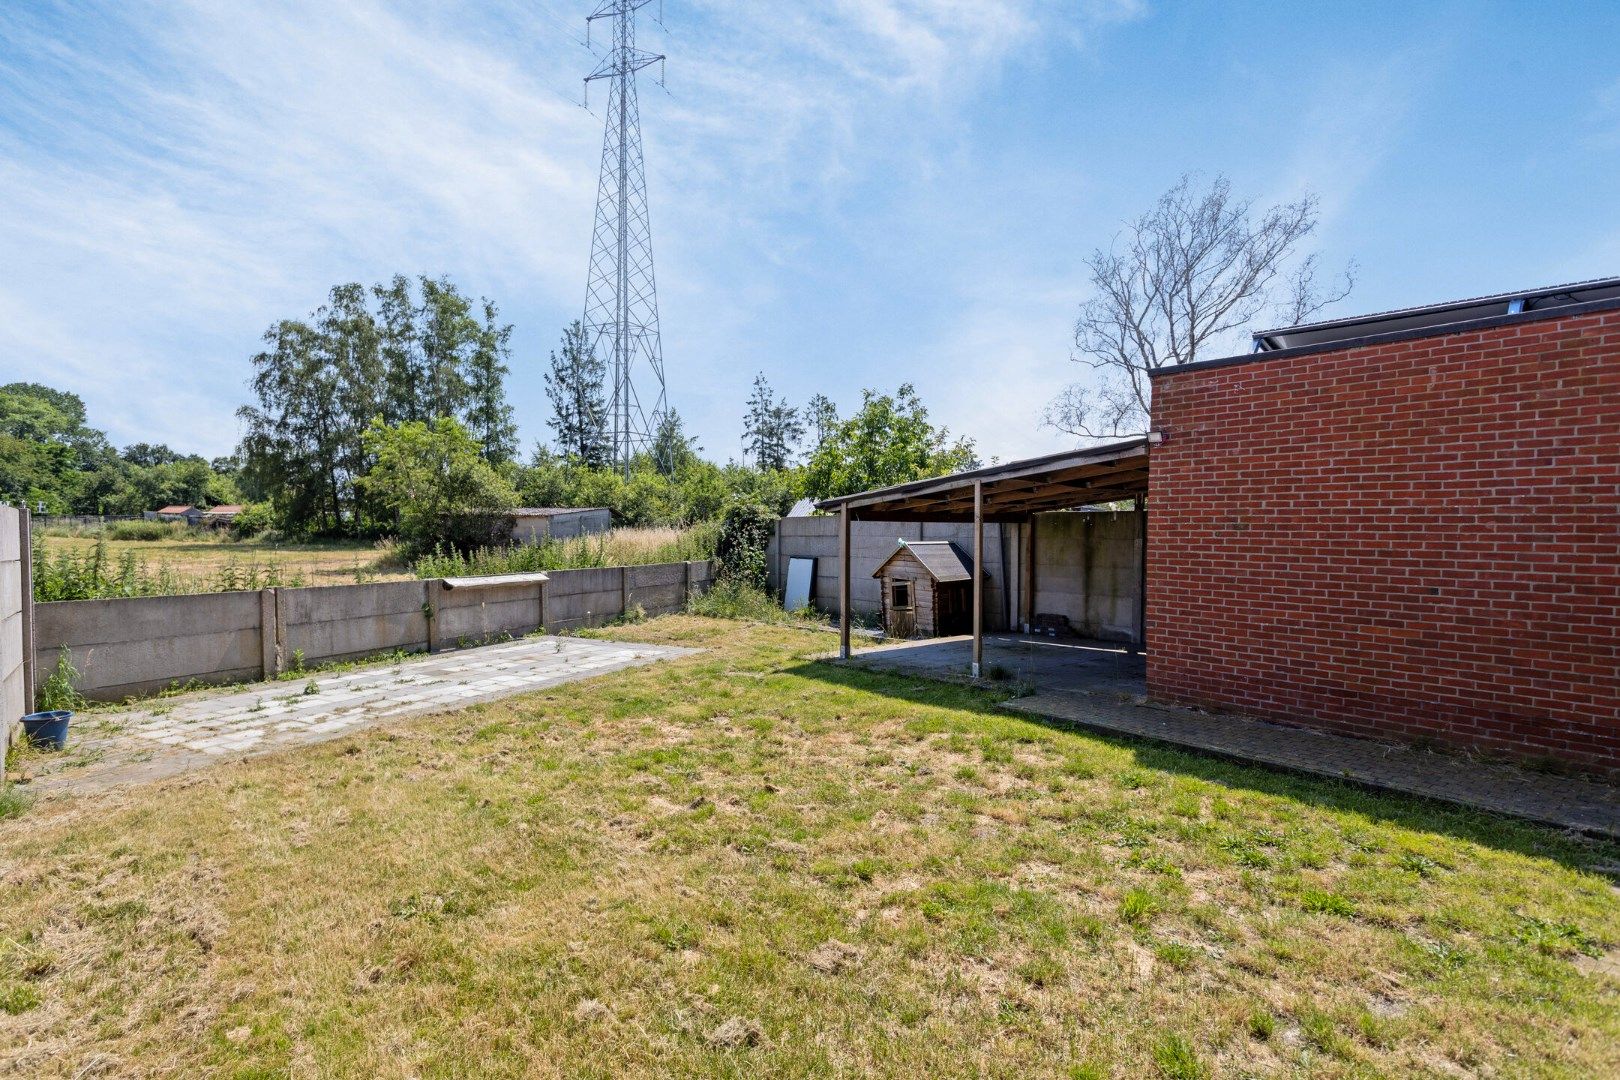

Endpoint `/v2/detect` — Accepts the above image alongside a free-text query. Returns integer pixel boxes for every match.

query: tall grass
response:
[31,536,306,602]
[39,521,225,543]
[687,578,824,625]
[105,520,193,542]
[412,523,720,579]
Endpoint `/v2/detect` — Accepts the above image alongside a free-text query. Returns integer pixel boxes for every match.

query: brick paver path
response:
[23,636,694,796]
[1004,691,1620,839]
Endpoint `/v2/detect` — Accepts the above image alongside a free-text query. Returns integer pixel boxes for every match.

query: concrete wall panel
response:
[771,517,1013,630]
[437,581,544,644]
[770,512,1143,639]
[35,592,263,701]
[0,508,26,751]
[33,560,711,701]
[1032,511,1140,642]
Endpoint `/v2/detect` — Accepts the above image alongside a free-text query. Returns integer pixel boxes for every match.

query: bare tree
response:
[1046,174,1354,438]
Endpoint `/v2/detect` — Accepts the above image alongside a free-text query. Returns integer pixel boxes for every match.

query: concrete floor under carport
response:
[844,633,1146,699]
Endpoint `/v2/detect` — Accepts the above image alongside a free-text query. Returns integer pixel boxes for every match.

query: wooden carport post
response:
[1132,494,1147,654]
[972,480,984,679]
[838,504,852,660]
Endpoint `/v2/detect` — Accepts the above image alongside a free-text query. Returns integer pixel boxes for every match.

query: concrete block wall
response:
[280,581,432,667]
[33,560,714,703]
[768,517,1016,630]
[1031,512,1141,642]
[436,579,545,647]
[1,507,31,756]
[37,592,265,701]
[767,512,1141,641]
[1149,303,1620,777]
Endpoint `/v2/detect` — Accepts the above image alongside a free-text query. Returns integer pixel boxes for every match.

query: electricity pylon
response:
[583,1,668,476]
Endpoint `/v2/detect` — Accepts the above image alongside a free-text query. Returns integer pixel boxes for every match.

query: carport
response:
[816,436,1154,678]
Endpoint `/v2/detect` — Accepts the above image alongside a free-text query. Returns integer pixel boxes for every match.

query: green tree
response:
[806,393,839,450]
[544,321,609,467]
[0,384,118,511]
[358,417,517,551]
[802,384,977,500]
[651,409,702,477]
[418,276,478,422]
[239,276,518,534]
[466,299,519,465]
[238,317,349,532]
[376,275,424,426]
[742,373,804,471]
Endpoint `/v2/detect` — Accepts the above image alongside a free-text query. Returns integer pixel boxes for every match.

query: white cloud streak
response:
[0,0,1142,457]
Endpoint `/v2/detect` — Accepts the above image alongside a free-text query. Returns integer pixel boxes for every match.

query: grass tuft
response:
[1151,1033,1208,1079]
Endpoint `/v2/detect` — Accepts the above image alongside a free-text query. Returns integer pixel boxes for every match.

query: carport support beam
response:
[1133,494,1147,654]
[972,480,984,679]
[838,504,851,660]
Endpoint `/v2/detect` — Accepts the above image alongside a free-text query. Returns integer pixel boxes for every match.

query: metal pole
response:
[972,481,984,679]
[838,505,852,660]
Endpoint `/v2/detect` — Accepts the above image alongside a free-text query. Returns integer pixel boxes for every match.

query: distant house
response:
[146,505,203,526]
[508,507,612,545]
[200,505,244,528]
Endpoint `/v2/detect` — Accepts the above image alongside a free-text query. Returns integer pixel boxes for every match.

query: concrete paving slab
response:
[19,635,694,796]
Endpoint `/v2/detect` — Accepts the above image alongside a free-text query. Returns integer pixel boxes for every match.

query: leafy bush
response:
[36,652,84,712]
[105,520,187,542]
[358,417,518,555]
[229,502,276,539]
[715,503,775,589]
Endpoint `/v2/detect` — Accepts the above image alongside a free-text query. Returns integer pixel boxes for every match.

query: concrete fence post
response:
[684,560,693,606]
[425,581,440,654]
[537,579,547,635]
[19,507,36,713]
[259,588,281,679]
[620,566,629,620]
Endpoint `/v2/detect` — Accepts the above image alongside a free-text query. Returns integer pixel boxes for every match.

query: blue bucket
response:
[20,711,72,751]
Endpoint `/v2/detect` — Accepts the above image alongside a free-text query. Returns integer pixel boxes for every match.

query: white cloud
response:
[0,0,1144,457]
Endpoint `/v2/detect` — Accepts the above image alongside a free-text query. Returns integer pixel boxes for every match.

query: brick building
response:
[820,277,1619,778]
[1149,279,1620,775]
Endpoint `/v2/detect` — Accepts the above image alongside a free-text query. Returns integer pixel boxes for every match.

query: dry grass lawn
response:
[38,533,410,590]
[1,617,1617,1077]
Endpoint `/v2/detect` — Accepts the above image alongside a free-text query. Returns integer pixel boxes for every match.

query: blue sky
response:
[2,0,1617,463]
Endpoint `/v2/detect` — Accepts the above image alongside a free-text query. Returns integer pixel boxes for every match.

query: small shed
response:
[200,504,244,528]
[147,505,202,525]
[509,507,613,544]
[872,540,978,639]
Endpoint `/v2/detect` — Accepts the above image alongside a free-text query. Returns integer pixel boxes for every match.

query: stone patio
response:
[19,634,694,795]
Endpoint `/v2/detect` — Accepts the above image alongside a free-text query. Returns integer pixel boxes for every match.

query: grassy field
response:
[35,525,717,600]
[36,532,410,592]
[1,618,1617,1077]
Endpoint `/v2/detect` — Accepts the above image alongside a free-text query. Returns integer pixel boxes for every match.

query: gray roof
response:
[1252,275,1620,353]
[872,540,976,583]
[510,507,608,517]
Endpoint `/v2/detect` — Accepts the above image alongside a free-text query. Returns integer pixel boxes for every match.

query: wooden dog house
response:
[872,540,977,639]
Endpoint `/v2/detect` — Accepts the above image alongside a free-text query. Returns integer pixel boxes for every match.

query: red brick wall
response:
[1147,306,1620,776]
